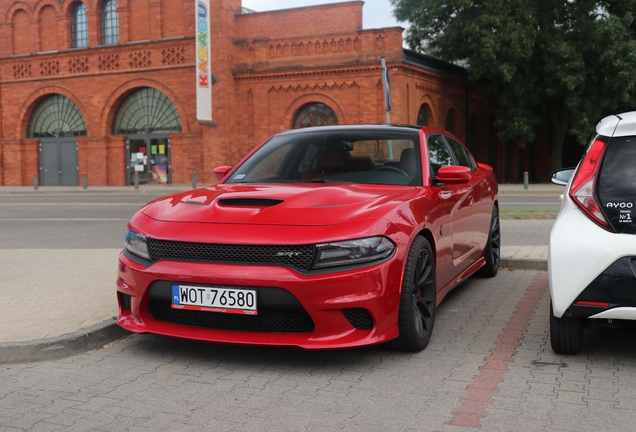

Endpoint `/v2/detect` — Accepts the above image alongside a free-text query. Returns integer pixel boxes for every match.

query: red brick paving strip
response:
[446,271,549,428]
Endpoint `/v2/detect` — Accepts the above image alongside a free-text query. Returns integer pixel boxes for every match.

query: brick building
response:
[0,0,545,186]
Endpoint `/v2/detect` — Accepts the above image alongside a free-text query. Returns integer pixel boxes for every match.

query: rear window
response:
[597,136,636,233]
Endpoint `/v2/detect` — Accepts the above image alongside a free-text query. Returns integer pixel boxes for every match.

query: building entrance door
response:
[39,139,79,186]
[126,136,171,185]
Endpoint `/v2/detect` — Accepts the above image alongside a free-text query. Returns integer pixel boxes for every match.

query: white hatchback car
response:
[550,112,636,354]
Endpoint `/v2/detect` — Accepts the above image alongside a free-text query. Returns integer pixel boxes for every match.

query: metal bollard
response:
[192,170,197,189]
[134,171,139,189]
[524,171,529,190]
[82,172,87,189]
[34,173,38,190]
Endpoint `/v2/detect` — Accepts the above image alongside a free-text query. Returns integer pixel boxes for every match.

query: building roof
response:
[402,49,468,81]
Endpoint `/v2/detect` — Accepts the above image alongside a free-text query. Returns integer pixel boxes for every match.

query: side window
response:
[427,135,453,176]
[445,137,474,169]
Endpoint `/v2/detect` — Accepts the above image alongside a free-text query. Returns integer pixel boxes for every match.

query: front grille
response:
[218,198,283,207]
[149,300,314,332]
[146,239,315,270]
[342,308,374,330]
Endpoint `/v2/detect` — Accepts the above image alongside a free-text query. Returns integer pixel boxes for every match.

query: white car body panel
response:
[549,196,636,317]
[550,111,636,319]
[599,111,636,137]
[589,307,636,320]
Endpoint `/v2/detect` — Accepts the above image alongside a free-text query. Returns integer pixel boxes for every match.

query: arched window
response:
[71,3,88,48]
[113,88,181,134]
[28,95,87,138]
[417,104,431,126]
[101,0,119,45]
[445,109,456,134]
[293,103,338,129]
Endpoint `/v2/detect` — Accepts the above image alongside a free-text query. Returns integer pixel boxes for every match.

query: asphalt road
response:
[499,194,562,211]
[0,194,164,249]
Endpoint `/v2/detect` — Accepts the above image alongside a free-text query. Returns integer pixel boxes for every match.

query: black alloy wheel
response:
[388,236,437,352]
[478,206,501,277]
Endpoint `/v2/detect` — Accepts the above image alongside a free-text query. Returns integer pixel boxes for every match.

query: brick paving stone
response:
[6,266,636,431]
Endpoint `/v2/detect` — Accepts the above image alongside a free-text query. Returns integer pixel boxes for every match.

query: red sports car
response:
[117,125,499,351]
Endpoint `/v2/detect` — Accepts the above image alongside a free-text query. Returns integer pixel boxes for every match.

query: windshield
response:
[226,130,422,186]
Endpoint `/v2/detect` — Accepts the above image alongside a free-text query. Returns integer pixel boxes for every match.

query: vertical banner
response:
[196,0,212,122]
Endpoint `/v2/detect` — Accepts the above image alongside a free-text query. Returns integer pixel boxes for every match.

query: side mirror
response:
[213,166,233,182]
[477,162,493,171]
[436,165,471,184]
[550,168,575,186]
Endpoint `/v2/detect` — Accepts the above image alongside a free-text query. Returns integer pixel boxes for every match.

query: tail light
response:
[569,137,612,230]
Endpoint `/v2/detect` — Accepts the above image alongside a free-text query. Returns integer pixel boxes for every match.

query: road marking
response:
[0,218,128,221]
[446,271,548,428]
[501,202,559,205]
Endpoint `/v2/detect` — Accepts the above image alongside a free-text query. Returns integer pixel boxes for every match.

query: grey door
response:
[39,139,79,186]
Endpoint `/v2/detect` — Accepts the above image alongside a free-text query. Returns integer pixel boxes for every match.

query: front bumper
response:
[116,250,404,349]
[549,199,636,320]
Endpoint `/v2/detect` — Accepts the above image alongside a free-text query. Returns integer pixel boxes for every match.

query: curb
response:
[0,320,130,365]
[501,213,558,220]
[500,258,547,272]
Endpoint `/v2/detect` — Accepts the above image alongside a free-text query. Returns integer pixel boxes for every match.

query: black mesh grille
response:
[146,239,315,270]
[342,308,374,330]
[120,293,132,311]
[218,198,283,207]
[149,299,314,332]
[183,200,205,206]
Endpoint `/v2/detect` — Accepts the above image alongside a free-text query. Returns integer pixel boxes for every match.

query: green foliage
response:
[392,0,636,152]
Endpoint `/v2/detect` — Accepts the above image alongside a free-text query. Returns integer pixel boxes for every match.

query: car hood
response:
[141,183,415,226]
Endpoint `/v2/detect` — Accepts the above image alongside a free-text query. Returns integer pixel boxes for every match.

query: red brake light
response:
[569,137,611,230]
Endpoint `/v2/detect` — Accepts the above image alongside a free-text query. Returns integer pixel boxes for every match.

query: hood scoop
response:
[183,200,205,206]
[217,198,284,207]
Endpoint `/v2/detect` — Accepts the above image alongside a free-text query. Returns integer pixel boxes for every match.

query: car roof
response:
[597,112,636,137]
[275,124,423,136]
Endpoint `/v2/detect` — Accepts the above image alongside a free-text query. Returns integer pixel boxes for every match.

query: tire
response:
[477,206,501,277]
[387,236,437,352]
[550,301,583,354]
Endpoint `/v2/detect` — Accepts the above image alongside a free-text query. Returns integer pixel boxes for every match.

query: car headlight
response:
[313,236,395,269]
[124,230,150,260]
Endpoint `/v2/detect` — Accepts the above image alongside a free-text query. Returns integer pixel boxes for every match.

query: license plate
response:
[171,285,257,315]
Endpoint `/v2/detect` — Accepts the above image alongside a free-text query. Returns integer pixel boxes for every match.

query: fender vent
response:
[218,198,283,207]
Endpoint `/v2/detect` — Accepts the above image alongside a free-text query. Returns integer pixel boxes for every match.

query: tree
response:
[391,0,636,172]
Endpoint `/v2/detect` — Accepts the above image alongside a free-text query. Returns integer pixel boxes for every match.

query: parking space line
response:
[446,271,548,428]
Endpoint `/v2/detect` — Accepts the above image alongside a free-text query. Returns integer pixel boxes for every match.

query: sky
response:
[241,0,405,30]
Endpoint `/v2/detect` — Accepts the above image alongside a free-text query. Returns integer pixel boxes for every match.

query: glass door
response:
[149,137,170,184]
[126,136,171,185]
[128,139,149,185]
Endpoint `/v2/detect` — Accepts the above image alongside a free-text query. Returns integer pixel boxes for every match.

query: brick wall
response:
[39,5,58,52]
[129,0,151,41]
[12,10,30,55]
[0,0,518,186]
[236,2,363,40]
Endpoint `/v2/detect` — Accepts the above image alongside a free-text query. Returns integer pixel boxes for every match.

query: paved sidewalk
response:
[0,184,554,364]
